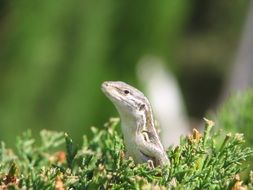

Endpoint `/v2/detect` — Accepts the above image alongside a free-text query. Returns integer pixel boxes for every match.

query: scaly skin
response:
[101,81,169,167]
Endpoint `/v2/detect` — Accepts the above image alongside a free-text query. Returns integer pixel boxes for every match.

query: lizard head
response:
[101,81,150,118]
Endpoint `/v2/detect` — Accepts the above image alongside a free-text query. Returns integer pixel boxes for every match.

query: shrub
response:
[0,117,252,189]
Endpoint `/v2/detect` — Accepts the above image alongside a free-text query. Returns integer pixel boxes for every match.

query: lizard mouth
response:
[101,81,135,110]
[101,82,109,93]
[101,81,114,95]
[101,81,121,101]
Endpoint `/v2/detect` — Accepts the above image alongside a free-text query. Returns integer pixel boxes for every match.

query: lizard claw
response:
[147,160,155,168]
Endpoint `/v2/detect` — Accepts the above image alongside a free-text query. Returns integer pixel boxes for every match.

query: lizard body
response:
[101,81,169,166]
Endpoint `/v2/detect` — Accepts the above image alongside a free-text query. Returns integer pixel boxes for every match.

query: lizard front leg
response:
[136,131,169,166]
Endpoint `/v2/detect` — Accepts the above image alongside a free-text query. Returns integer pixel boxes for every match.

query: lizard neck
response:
[118,103,155,136]
[142,104,155,132]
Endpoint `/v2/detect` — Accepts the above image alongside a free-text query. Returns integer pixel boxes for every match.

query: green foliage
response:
[217,90,253,180]
[218,90,253,146]
[0,118,252,189]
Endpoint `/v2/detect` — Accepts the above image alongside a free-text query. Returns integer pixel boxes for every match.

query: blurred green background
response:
[0,1,250,146]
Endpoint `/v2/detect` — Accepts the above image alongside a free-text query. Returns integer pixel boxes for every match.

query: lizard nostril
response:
[102,82,109,87]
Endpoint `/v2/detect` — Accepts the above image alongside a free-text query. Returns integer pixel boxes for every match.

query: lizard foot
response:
[147,160,155,169]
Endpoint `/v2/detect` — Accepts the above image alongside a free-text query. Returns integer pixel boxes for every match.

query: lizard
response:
[101,81,169,167]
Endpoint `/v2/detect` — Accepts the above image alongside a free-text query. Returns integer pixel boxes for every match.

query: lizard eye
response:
[123,90,130,95]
